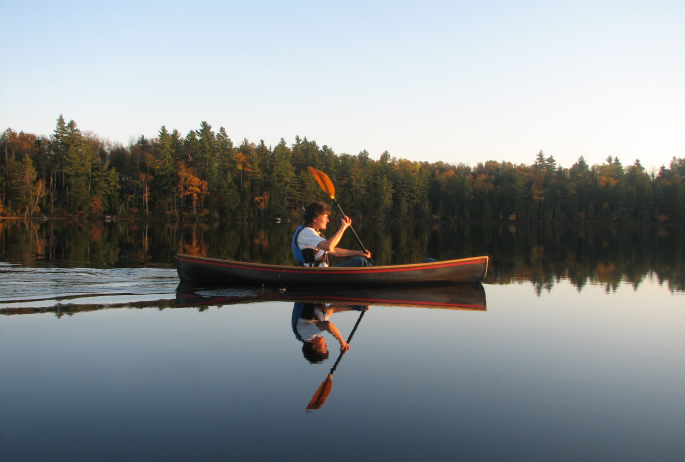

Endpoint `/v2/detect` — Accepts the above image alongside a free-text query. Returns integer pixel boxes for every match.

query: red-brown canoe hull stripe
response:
[177,293,485,309]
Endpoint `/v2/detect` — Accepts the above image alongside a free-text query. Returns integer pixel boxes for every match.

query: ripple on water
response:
[0,266,180,309]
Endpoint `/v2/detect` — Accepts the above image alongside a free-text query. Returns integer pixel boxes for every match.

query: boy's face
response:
[312,213,329,230]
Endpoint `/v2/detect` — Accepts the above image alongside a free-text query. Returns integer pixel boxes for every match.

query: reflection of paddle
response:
[307,166,372,263]
[306,308,367,411]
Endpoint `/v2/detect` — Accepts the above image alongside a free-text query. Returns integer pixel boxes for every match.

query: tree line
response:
[1,116,684,223]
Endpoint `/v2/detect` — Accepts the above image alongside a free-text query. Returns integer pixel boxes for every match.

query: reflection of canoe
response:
[175,254,489,288]
[175,283,487,311]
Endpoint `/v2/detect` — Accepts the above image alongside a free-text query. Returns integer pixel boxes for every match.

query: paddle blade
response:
[306,375,333,411]
[308,166,336,199]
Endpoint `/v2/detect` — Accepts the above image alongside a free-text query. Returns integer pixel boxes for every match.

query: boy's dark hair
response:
[304,201,331,227]
[302,342,330,364]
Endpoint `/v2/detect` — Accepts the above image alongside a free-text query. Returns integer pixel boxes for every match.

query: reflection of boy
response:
[292,303,365,363]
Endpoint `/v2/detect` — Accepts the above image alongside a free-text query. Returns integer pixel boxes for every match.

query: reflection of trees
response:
[460,223,684,294]
[0,220,682,292]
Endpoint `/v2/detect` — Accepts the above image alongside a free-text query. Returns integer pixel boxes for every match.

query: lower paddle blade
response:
[306,375,333,411]
[308,166,336,200]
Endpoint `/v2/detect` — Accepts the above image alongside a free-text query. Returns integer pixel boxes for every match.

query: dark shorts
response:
[333,257,373,267]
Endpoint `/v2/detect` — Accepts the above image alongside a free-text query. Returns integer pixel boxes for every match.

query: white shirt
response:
[296,227,328,267]
[295,306,331,341]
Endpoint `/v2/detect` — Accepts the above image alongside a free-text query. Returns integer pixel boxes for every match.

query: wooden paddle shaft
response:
[332,199,368,253]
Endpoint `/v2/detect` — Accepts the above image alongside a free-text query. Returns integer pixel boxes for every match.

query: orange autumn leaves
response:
[177,162,209,216]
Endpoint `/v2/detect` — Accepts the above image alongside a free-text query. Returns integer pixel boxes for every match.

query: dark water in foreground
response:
[1,220,683,461]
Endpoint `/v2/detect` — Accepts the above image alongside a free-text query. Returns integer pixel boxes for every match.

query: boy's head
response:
[304,201,331,227]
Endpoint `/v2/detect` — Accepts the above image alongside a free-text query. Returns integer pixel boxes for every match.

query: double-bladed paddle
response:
[306,307,367,411]
[307,166,371,263]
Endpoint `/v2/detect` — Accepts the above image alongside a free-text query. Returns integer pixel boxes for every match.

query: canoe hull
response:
[175,254,489,288]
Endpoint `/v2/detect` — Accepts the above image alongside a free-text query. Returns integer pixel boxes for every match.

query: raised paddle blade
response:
[306,375,333,411]
[308,166,336,199]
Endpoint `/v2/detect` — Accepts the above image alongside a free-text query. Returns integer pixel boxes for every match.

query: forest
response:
[1,116,684,223]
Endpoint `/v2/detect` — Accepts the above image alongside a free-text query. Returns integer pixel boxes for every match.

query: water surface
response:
[1,220,683,461]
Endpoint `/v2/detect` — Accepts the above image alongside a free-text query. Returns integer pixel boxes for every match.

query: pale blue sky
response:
[1,0,683,170]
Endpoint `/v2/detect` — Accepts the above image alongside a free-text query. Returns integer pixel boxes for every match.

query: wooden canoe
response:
[175,254,489,288]
[175,283,487,311]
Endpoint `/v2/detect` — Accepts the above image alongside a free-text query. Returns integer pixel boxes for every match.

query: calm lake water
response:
[1,219,683,461]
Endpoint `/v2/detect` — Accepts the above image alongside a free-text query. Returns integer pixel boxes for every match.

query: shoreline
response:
[1,216,683,227]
